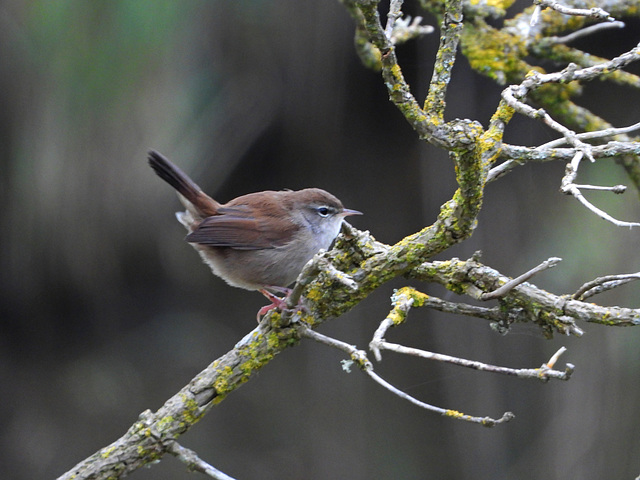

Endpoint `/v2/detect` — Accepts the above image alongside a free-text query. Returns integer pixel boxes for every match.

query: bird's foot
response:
[257,287,306,322]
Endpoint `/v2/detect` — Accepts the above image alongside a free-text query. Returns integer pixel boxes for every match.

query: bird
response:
[148,150,361,318]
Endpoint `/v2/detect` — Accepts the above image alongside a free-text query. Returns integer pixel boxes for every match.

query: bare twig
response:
[369,287,573,381]
[572,184,626,193]
[299,325,514,426]
[375,341,574,381]
[384,0,404,37]
[529,5,543,26]
[490,139,640,183]
[490,120,640,184]
[499,50,640,226]
[560,151,640,228]
[548,20,625,44]
[371,318,396,362]
[532,0,615,21]
[534,42,640,83]
[369,290,504,361]
[546,346,566,368]
[389,16,435,45]
[384,0,434,44]
[573,272,640,300]
[537,121,640,150]
[500,41,640,175]
[167,441,237,480]
[486,158,523,183]
[502,85,595,161]
[409,296,505,321]
[481,257,562,300]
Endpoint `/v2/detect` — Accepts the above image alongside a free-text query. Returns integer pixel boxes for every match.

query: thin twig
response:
[502,85,595,161]
[299,325,514,426]
[490,139,640,183]
[549,21,625,44]
[529,5,542,26]
[560,152,640,228]
[481,257,562,300]
[371,317,395,362]
[536,121,640,150]
[567,186,640,226]
[167,441,237,480]
[369,286,573,381]
[384,0,404,38]
[370,296,514,361]
[389,16,435,45]
[486,158,522,183]
[410,296,506,321]
[573,184,626,193]
[573,273,640,300]
[546,346,566,368]
[532,0,615,21]
[500,42,640,176]
[384,0,434,46]
[373,341,574,381]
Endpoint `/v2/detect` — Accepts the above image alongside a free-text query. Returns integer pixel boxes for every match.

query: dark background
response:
[2,1,640,479]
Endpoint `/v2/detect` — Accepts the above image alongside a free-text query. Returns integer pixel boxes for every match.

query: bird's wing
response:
[185,206,296,250]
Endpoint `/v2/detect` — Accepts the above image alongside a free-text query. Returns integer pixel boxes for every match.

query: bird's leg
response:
[257,287,305,321]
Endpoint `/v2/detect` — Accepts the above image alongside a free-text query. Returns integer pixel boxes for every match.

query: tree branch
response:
[299,325,515,426]
[56,320,301,479]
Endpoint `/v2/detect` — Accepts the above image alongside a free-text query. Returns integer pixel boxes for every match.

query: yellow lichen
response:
[461,20,529,85]
[101,445,117,458]
[445,409,465,418]
[155,415,174,433]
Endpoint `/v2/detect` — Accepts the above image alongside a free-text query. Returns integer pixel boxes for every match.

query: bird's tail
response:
[148,150,219,217]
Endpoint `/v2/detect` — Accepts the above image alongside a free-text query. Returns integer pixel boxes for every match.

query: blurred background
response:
[2,1,640,479]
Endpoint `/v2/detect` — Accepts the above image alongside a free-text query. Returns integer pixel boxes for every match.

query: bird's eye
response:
[316,206,331,217]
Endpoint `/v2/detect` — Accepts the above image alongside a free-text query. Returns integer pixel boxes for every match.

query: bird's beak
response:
[342,208,363,217]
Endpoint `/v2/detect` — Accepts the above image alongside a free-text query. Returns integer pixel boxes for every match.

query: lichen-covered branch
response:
[423,0,463,121]
[57,321,300,479]
[410,255,640,334]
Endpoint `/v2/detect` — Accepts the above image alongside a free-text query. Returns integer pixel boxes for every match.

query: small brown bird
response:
[148,150,361,317]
